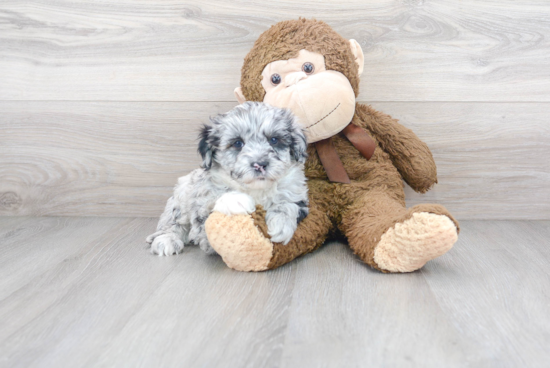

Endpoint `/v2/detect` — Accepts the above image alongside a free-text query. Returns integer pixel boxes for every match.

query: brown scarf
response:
[314,123,376,184]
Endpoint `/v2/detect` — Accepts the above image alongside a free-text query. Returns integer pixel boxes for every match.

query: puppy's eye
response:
[271,74,281,85]
[269,137,278,145]
[233,140,244,149]
[302,62,314,74]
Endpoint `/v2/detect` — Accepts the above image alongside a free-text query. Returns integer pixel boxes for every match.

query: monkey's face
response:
[260,50,357,143]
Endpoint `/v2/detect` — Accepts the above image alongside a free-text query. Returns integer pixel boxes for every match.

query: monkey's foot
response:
[205,212,273,272]
[373,212,458,273]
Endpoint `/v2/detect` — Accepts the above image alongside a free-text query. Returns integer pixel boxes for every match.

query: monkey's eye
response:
[232,140,244,149]
[271,74,281,85]
[302,62,314,74]
[269,137,278,145]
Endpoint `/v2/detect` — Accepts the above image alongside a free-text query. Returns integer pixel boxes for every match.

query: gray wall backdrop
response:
[1,0,549,219]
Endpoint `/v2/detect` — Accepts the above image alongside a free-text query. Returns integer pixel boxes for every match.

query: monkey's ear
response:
[198,125,214,170]
[349,39,364,76]
[234,87,246,104]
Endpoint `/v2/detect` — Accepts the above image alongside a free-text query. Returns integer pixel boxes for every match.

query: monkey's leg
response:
[205,188,333,272]
[340,188,460,273]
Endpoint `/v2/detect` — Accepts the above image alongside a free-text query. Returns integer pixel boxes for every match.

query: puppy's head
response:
[198,102,307,189]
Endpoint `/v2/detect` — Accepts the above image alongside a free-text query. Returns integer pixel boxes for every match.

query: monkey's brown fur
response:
[241,18,361,101]
[207,19,459,272]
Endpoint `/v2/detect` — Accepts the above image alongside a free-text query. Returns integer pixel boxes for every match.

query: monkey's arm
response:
[205,180,333,272]
[353,103,437,194]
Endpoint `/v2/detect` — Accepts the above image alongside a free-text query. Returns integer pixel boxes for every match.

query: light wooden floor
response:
[0,217,548,367]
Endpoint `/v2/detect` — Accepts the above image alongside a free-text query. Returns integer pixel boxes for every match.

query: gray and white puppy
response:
[146,102,309,256]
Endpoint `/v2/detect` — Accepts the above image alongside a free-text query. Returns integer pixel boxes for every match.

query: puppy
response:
[146,102,309,256]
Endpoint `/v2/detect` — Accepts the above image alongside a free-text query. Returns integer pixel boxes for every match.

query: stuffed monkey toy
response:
[205,18,459,272]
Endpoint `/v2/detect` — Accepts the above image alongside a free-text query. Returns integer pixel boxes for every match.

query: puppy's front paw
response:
[213,192,256,216]
[267,214,297,245]
[150,233,184,256]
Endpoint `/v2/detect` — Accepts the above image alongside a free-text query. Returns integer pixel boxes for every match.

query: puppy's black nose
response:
[252,161,269,172]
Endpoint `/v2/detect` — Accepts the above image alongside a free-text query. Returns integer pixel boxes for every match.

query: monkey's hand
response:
[205,207,273,272]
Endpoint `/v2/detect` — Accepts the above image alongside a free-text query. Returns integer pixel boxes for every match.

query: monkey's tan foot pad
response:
[373,212,458,273]
[205,212,273,272]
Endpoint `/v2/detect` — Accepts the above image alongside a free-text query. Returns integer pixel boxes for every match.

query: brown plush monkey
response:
[205,18,459,272]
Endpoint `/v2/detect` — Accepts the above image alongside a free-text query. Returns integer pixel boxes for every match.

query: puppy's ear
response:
[287,114,308,163]
[198,125,214,170]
